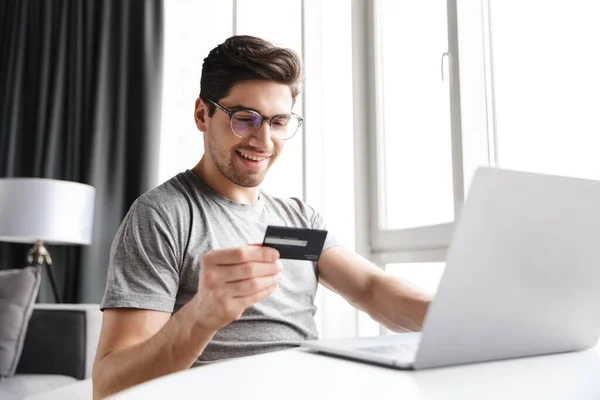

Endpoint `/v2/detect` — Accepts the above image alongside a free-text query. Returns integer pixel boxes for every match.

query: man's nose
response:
[248,120,274,150]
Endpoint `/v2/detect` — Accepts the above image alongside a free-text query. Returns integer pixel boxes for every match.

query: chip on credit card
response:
[262,225,327,261]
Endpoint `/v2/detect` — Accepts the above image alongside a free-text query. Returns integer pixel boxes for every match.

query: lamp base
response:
[27,240,62,303]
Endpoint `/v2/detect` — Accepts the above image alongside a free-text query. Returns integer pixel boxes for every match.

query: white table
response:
[110,346,600,399]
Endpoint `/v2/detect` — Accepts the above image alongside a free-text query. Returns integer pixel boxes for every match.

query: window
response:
[362,0,600,337]
[160,0,592,340]
[378,0,454,230]
[363,0,462,268]
[489,0,600,180]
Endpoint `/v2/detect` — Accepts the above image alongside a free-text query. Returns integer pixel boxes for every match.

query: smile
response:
[237,150,270,162]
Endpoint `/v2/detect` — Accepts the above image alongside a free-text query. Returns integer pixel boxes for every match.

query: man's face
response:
[198,81,293,188]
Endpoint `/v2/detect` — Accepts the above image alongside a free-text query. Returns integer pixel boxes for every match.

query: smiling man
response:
[92,36,432,399]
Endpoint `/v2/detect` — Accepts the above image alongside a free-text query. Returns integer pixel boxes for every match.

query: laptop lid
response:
[414,167,600,369]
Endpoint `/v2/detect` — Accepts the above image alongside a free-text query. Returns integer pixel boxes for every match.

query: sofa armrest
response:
[15,304,102,380]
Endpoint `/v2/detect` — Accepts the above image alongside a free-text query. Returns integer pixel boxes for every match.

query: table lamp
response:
[0,178,95,303]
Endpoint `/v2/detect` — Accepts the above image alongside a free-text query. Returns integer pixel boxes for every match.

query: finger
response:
[229,274,282,297]
[204,246,279,265]
[221,261,282,283]
[236,282,279,308]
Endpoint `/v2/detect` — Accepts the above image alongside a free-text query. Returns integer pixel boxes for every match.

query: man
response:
[92,35,432,399]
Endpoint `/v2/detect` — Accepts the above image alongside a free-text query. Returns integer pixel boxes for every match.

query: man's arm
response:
[93,246,282,399]
[318,246,433,332]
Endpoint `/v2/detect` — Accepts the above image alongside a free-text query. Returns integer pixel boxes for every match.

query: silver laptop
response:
[302,167,600,369]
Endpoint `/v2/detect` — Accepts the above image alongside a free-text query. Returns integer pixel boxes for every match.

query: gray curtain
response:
[0,0,163,303]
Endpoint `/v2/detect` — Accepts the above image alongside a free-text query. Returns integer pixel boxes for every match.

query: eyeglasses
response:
[205,98,303,140]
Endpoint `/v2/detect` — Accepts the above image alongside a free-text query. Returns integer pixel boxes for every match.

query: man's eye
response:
[234,116,258,124]
[272,117,290,126]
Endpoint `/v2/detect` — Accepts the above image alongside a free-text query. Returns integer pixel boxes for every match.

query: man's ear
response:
[194,97,208,132]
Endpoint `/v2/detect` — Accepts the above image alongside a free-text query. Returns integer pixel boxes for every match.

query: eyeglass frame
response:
[204,98,304,140]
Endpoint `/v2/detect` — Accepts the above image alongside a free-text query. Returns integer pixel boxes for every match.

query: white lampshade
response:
[0,178,95,245]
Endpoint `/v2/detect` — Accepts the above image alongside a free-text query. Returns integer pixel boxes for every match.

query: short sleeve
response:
[306,203,342,253]
[100,200,180,313]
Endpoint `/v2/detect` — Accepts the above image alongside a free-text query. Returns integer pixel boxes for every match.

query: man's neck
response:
[192,157,260,205]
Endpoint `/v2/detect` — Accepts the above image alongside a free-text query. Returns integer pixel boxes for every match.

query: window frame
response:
[357,0,497,265]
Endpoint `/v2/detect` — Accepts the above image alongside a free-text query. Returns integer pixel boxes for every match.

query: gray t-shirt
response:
[101,170,340,364]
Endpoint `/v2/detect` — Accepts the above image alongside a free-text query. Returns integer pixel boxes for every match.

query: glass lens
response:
[231,111,262,136]
[271,114,299,139]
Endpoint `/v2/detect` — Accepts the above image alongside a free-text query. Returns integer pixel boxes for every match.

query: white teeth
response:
[239,151,267,161]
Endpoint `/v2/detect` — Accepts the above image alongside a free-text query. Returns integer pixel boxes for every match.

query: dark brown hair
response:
[199,35,302,116]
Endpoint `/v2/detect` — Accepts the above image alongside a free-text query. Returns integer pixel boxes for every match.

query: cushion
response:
[22,377,92,400]
[0,267,41,378]
[17,308,88,379]
[0,374,77,400]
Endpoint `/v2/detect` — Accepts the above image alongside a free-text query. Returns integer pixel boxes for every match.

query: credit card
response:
[262,225,328,261]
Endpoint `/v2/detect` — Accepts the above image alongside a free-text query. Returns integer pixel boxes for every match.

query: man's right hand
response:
[190,245,282,331]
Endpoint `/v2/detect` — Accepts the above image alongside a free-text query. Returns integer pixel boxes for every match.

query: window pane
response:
[158,0,233,184]
[385,262,445,294]
[236,0,304,199]
[321,0,355,247]
[379,0,454,230]
[491,0,600,180]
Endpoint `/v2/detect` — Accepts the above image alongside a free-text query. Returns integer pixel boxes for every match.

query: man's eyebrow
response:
[227,104,291,116]
[228,104,261,113]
